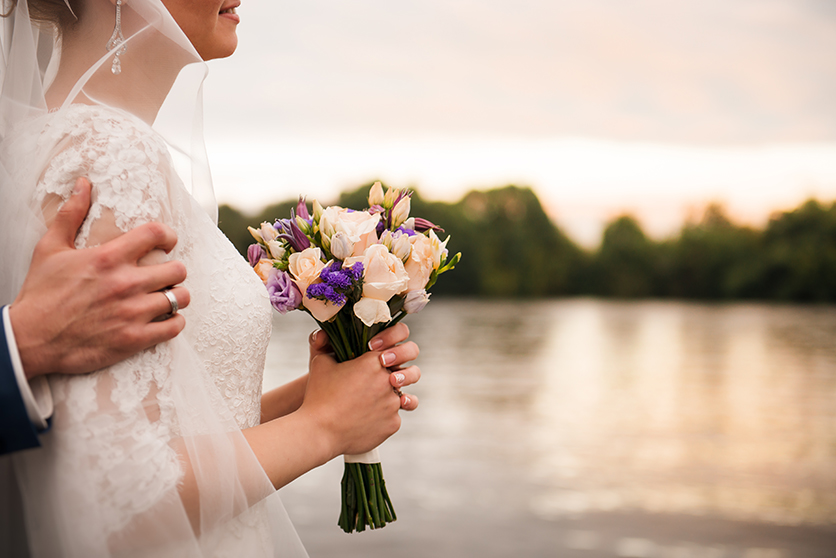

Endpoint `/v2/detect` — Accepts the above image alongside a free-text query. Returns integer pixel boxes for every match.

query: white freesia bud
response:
[296,215,311,234]
[379,229,394,250]
[368,181,385,206]
[391,196,411,229]
[383,187,398,209]
[267,240,286,260]
[312,199,324,222]
[402,217,415,231]
[248,226,263,243]
[330,231,354,260]
[404,289,430,314]
[429,229,450,269]
[260,222,278,242]
[391,234,412,261]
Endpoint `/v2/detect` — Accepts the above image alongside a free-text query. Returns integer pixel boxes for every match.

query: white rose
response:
[319,206,380,257]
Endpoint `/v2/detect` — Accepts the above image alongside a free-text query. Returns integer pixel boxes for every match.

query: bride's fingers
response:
[367,323,410,351]
[399,392,419,411]
[378,341,419,368]
[390,365,421,389]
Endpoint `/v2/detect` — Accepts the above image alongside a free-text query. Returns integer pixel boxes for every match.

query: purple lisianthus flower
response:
[395,226,417,237]
[247,243,266,267]
[266,269,302,314]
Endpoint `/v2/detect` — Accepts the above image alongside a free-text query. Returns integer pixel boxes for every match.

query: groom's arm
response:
[0,178,191,455]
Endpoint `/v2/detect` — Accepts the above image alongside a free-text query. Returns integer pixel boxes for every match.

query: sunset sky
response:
[202,0,836,245]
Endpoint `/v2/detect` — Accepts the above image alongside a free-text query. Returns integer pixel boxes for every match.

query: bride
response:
[0,0,420,556]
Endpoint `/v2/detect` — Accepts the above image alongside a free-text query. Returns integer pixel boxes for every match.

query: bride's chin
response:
[198,37,239,61]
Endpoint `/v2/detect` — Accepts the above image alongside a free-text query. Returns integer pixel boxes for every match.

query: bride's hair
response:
[1,0,80,33]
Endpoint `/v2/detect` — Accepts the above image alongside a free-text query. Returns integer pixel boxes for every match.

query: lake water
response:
[264,299,836,558]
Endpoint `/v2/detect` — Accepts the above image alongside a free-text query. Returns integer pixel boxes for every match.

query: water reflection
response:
[264,299,836,547]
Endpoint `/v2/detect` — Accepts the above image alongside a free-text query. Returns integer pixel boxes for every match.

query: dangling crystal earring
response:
[106,0,127,75]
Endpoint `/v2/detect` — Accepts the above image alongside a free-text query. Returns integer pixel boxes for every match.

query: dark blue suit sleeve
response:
[0,306,41,455]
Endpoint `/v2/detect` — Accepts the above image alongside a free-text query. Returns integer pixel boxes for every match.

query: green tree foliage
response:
[216,184,836,302]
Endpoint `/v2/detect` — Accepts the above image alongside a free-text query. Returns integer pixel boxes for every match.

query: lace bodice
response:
[28,105,274,542]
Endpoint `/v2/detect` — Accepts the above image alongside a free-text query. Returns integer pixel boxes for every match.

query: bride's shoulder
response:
[37,104,176,231]
[42,104,167,156]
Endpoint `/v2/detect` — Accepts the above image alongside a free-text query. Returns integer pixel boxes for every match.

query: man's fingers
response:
[146,286,190,320]
[114,222,179,262]
[137,314,187,349]
[46,178,91,249]
[133,260,188,294]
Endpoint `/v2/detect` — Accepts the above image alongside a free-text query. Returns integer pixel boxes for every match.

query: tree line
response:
[218,183,836,302]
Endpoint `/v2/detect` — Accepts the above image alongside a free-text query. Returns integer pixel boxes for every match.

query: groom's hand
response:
[8,178,191,379]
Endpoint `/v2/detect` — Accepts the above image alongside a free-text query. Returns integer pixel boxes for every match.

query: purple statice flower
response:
[307,282,347,306]
[395,226,417,237]
[346,261,364,282]
[247,244,266,267]
[320,261,353,290]
[266,269,302,314]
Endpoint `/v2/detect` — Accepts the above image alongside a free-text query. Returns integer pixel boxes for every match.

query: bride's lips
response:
[219,1,241,23]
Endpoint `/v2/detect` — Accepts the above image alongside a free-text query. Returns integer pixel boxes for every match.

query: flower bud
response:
[368,181,385,206]
[391,196,411,229]
[330,231,354,260]
[260,222,279,242]
[295,215,311,234]
[248,226,263,243]
[404,289,430,314]
[267,240,286,260]
[312,199,324,222]
[391,234,412,261]
[383,186,398,209]
[379,229,394,250]
[402,217,415,231]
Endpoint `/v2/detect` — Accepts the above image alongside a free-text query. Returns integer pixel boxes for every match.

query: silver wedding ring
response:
[161,288,179,320]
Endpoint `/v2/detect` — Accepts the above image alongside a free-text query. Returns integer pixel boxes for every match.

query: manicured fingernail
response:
[73,178,84,194]
[380,352,395,366]
[401,395,411,407]
[394,372,405,385]
[368,338,384,351]
[309,329,321,344]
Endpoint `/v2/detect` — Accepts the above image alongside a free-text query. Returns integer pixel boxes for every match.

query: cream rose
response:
[287,248,343,321]
[351,244,409,326]
[254,259,276,284]
[404,235,434,292]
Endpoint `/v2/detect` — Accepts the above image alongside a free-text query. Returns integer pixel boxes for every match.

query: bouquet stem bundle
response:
[312,304,405,533]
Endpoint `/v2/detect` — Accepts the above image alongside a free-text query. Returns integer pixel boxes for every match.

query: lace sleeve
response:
[9,106,298,558]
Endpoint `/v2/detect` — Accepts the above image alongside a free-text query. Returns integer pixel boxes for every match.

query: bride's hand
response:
[302,323,420,458]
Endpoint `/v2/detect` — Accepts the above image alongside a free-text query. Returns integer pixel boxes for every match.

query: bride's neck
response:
[46,5,189,124]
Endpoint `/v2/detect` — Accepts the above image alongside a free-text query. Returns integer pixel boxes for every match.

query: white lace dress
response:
[6,105,304,557]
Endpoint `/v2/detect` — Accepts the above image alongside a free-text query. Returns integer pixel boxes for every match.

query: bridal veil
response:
[0,1,308,556]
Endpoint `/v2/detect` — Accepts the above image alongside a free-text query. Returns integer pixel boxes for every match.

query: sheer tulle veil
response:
[0,1,308,556]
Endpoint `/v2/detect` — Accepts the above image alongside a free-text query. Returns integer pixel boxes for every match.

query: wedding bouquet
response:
[247,182,460,533]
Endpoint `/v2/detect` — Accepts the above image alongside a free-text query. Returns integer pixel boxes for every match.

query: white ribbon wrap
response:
[344,447,381,464]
